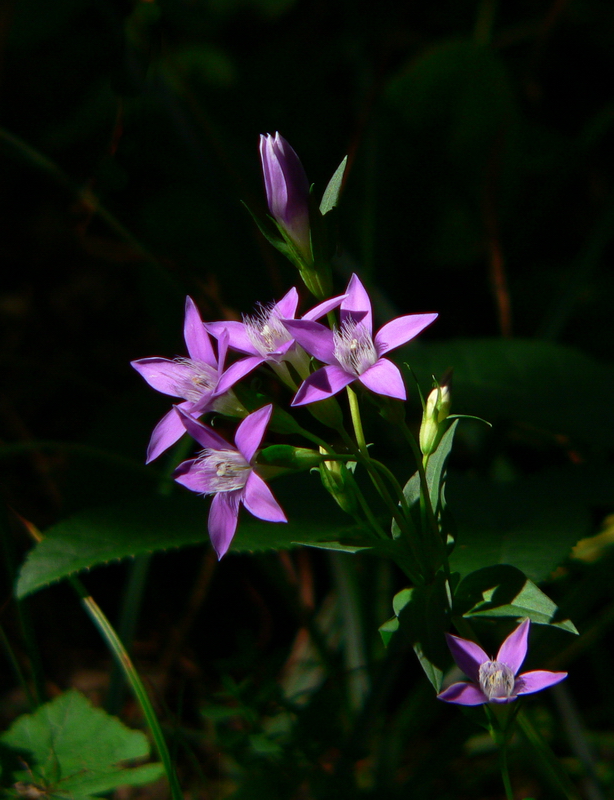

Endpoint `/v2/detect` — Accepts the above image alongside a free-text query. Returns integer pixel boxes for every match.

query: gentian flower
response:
[206,286,345,392]
[260,132,311,260]
[131,297,241,463]
[173,404,287,559]
[284,274,438,405]
[438,619,567,705]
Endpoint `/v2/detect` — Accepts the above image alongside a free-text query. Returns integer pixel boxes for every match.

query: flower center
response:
[197,449,251,493]
[333,319,378,376]
[244,303,293,359]
[478,661,515,701]
[174,359,218,403]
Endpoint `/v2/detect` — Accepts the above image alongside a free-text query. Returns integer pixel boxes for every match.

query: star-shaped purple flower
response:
[438,619,567,705]
[131,296,236,463]
[173,404,287,559]
[206,286,345,392]
[283,274,438,405]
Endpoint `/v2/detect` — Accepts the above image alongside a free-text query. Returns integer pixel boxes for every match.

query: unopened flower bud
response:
[260,132,311,261]
[318,447,359,516]
[257,445,323,472]
[419,383,452,456]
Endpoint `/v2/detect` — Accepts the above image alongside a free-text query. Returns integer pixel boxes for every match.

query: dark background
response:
[1,1,614,798]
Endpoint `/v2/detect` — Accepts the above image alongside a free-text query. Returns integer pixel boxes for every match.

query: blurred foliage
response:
[2,0,614,798]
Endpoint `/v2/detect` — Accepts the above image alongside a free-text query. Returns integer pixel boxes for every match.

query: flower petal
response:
[243,472,287,522]
[131,358,192,397]
[497,619,530,675]
[283,319,335,363]
[216,355,264,395]
[274,286,300,320]
[374,313,438,356]
[208,491,241,559]
[146,403,191,464]
[302,293,347,321]
[514,670,568,696]
[206,321,259,355]
[292,365,354,406]
[341,274,372,332]
[175,406,231,450]
[234,404,272,463]
[437,682,487,706]
[359,358,407,399]
[445,633,489,684]
[173,459,206,493]
[184,297,216,365]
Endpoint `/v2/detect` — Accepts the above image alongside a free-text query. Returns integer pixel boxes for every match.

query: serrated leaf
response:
[319,155,347,215]
[0,690,163,798]
[454,565,577,633]
[16,479,376,598]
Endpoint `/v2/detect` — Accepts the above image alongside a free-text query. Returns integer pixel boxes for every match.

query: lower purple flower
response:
[173,404,287,559]
[438,619,567,705]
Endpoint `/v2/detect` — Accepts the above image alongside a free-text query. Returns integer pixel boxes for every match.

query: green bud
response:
[257,445,323,471]
[318,448,359,516]
[419,382,452,456]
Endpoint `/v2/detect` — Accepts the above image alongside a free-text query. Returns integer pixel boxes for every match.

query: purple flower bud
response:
[259,132,311,260]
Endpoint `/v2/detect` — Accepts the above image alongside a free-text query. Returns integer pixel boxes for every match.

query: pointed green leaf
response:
[454,565,577,633]
[16,478,377,598]
[319,155,347,215]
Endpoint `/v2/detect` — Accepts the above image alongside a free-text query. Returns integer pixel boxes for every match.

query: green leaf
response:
[16,478,376,598]
[454,565,577,633]
[392,420,458,537]
[448,472,590,583]
[379,575,450,691]
[319,155,348,215]
[0,690,163,798]
[404,338,614,449]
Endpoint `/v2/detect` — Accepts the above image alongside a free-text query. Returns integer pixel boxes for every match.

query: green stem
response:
[517,710,580,800]
[499,743,514,800]
[347,386,368,455]
[400,421,440,540]
[70,576,183,800]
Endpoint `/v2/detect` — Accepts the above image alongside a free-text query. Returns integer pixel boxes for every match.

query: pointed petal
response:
[274,287,299,320]
[497,619,530,674]
[175,406,231,450]
[438,682,487,706]
[514,670,567,696]
[208,491,240,559]
[173,459,206,493]
[243,472,287,522]
[341,274,372,332]
[374,313,438,355]
[283,319,335,362]
[292,365,354,406]
[216,329,230,373]
[235,404,272,462]
[216,355,264,395]
[146,403,191,463]
[359,358,407,400]
[184,297,216,365]
[131,358,191,397]
[302,293,347,321]
[445,633,489,684]
[206,321,258,355]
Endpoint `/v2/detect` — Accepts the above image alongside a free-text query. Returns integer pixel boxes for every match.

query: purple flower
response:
[131,297,238,463]
[260,132,311,259]
[284,274,438,405]
[173,404,287,559]
[438,619,567,705]
[206,286,345,392]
